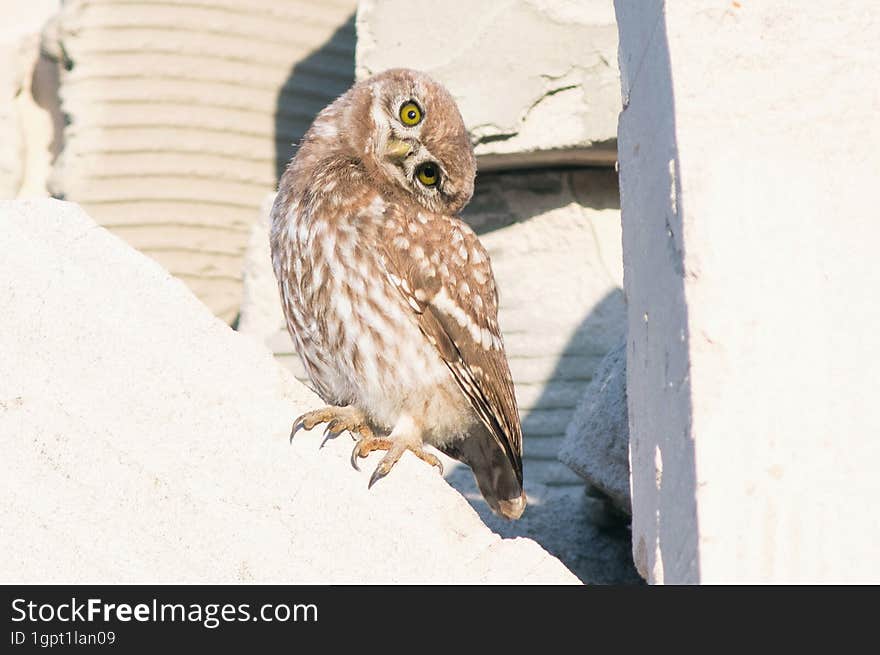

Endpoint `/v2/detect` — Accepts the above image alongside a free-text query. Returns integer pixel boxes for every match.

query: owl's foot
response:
[350,436,444,488]
[290,405,375,445]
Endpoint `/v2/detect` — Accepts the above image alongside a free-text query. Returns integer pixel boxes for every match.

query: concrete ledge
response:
[0,199,578,584]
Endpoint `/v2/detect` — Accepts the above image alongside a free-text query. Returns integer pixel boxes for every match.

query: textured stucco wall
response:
[356,0,620,169]
[617,0,880,583]
[48,0,358,322]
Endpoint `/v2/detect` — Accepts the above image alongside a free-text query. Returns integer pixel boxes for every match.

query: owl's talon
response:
[368,462,391,489]
[290,408,328,442]
[350,441,362,471]
[320,419,343,448]
[319,429,336,449]
[290,419,309,443]
[350,436,394,472]
[289,406,375,445]
[352,438,444,488]
[290,419,304,442]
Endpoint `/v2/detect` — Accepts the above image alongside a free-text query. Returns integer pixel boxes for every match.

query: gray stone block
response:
[559,337,631,514]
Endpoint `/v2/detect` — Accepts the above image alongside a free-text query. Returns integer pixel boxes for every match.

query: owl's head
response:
[345,68,477,215]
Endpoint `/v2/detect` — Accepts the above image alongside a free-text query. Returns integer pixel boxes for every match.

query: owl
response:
[270,68,525,519]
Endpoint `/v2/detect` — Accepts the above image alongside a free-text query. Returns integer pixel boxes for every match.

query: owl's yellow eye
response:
[399,101,422,126]
[417,163,439,187]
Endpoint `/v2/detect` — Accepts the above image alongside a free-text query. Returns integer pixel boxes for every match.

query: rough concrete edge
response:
[1,198,582,585]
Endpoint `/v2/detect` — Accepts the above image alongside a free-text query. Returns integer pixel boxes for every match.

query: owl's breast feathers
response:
[375,202,524,486]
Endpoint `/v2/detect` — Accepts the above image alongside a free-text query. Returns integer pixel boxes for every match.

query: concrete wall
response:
[617,0,880,583]
[48,0,358,322]
[356,0,620,169]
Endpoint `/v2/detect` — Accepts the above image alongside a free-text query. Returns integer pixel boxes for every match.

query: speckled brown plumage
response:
[271,68,525,519]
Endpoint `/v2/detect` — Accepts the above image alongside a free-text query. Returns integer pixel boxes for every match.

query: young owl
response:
[271,68,525,519]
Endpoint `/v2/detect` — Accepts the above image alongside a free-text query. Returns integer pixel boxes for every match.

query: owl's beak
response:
[384,138,412,163]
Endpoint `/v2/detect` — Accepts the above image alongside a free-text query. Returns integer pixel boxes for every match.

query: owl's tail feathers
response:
[442,428,526,520]
[496,491,527,520]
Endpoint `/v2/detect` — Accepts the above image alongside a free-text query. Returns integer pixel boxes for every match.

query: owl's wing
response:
[379,208,523,485]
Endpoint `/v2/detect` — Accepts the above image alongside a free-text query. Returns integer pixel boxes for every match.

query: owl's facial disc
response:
[363,69,475,214]
[376,98,450,206]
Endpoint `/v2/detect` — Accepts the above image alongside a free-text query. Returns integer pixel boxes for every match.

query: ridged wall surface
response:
[52,0,357,321]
